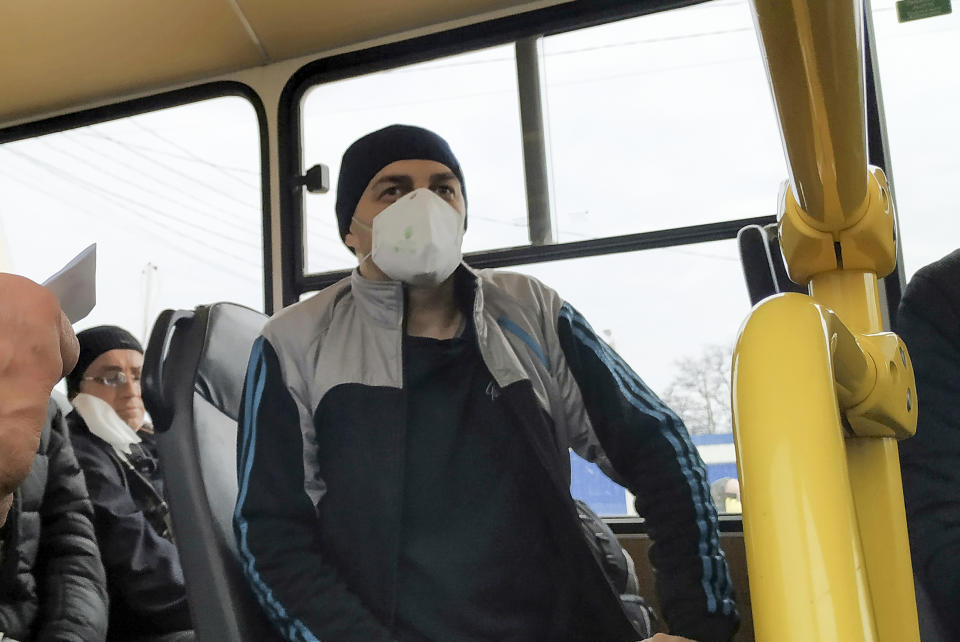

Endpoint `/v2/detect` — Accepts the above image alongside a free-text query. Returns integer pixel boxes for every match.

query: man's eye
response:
[380,186,401,199]
[433,185,454,197]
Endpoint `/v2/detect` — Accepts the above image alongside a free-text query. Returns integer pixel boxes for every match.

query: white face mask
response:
[72,392,142,456]
[354,188,465,287]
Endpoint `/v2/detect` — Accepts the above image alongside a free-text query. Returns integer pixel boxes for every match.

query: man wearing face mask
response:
[66,326,194,641]
[234,125,737,642]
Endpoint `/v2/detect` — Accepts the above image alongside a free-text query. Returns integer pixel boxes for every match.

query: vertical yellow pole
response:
[739,0,921,639]
[810,275,920,642]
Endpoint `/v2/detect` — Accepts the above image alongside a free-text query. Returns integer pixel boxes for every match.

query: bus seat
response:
[142,303,280,642]
[737,223,806,305]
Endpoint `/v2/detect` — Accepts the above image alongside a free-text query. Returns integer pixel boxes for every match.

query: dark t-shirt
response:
[394,321,557,641]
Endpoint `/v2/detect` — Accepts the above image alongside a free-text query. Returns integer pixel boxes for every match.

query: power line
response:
[58,131,263,236]
[34,138,261,250]
[3,147,258,274]
[79,128,260,211]
[127,119,260,190]
[71,130,260,176]
[386,24,757,76]
[0,164,256,281]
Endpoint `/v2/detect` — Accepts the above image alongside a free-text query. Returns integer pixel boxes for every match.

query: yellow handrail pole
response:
[810,271,920,642]
[732,294,878,642]
[743,0,920,640]
[751,1,869,230]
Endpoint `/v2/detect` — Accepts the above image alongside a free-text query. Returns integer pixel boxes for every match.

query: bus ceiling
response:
[0,0,576,127]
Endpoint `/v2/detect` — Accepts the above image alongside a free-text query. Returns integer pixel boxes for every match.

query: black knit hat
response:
[66,325,143,397]
[334,124,466,243]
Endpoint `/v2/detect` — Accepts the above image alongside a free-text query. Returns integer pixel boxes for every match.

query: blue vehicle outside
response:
[570,433,738,516]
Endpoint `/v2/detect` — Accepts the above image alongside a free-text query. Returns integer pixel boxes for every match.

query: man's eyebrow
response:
[430,172,458,183]
[369,175,413,189]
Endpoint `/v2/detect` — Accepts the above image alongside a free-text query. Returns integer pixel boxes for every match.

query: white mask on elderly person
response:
[72,392,142,458]
[354,188,465,287]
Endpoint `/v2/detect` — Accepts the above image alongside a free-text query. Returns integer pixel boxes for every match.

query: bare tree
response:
[661,345,733,435]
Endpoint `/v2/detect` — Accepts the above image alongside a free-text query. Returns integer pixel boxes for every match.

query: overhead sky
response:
[0,0,956,399]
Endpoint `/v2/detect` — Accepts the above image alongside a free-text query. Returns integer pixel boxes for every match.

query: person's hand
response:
[643,635,698,642]
[0,275,78,527]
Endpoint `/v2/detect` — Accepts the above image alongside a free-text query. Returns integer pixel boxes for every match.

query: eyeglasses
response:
[82,371,141,387]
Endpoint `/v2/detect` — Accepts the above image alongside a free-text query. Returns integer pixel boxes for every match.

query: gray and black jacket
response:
[234,265,737,642]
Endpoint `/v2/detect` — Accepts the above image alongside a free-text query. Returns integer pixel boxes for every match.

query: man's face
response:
[344,159,465,280]
[78,348,145,430]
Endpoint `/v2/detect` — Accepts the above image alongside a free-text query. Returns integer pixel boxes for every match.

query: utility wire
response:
[79,128,260,211]
[71,130,260,176]
[1,163,256,280]
[57,132,263,235]
[3,148,257,274]
[34,139,261,250]
[127,119,260,190]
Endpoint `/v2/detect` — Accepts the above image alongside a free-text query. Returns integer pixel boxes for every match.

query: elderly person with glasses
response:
[66,325,194,642]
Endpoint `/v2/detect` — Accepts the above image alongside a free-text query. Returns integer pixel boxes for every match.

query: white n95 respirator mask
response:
[354,187,465,287]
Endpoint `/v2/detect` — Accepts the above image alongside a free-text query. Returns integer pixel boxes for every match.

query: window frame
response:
[279,0,903,321]
[278,0,716,305]
[0,81,275,314]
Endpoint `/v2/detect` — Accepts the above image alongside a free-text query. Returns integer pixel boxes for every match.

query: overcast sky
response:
[0,0,956,400]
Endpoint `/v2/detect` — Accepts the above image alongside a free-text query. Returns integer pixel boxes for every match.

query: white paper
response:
[42,244,97,324]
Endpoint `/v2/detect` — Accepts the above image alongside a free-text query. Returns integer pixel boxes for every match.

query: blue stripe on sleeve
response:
[498,316,548,368]
[234,337,320,642]
[559,303,730,613]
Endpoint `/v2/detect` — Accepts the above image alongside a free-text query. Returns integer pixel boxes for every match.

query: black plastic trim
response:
[863,6,903,328]
[606,513,744,536]
[297,215,776,294]
[0,81,276,315]
[278,0,709,305]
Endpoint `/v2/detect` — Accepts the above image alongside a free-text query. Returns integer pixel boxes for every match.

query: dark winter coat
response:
[66,410,192,640]
[898,248,960,640]
[0,399,108,641]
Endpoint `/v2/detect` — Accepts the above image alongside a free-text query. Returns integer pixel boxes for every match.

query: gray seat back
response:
[143,303,280,642]
[737,223,806,305]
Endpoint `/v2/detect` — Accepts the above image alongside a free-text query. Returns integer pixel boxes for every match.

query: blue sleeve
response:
[234,337,392,642]
[556,302,738,642]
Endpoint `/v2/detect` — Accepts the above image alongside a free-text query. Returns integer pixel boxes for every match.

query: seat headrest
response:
[194,303,267,421]
[738,223,806,306]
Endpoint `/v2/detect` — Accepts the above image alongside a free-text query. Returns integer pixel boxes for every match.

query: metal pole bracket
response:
[845,332,917,439]
[779,166,897,284]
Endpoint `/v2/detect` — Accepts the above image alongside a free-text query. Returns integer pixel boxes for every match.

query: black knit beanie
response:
[334,124,467,244]
[66,325,143,397]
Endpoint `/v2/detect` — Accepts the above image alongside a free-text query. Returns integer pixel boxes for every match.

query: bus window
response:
[514,240,746,516]
[870,0,959,277]
[0,95,264,343]
[541,0,787,242]
[301,45,527,274]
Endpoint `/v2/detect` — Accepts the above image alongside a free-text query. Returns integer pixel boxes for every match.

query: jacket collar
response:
[349,268,404,328]
[349,262,487,337]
